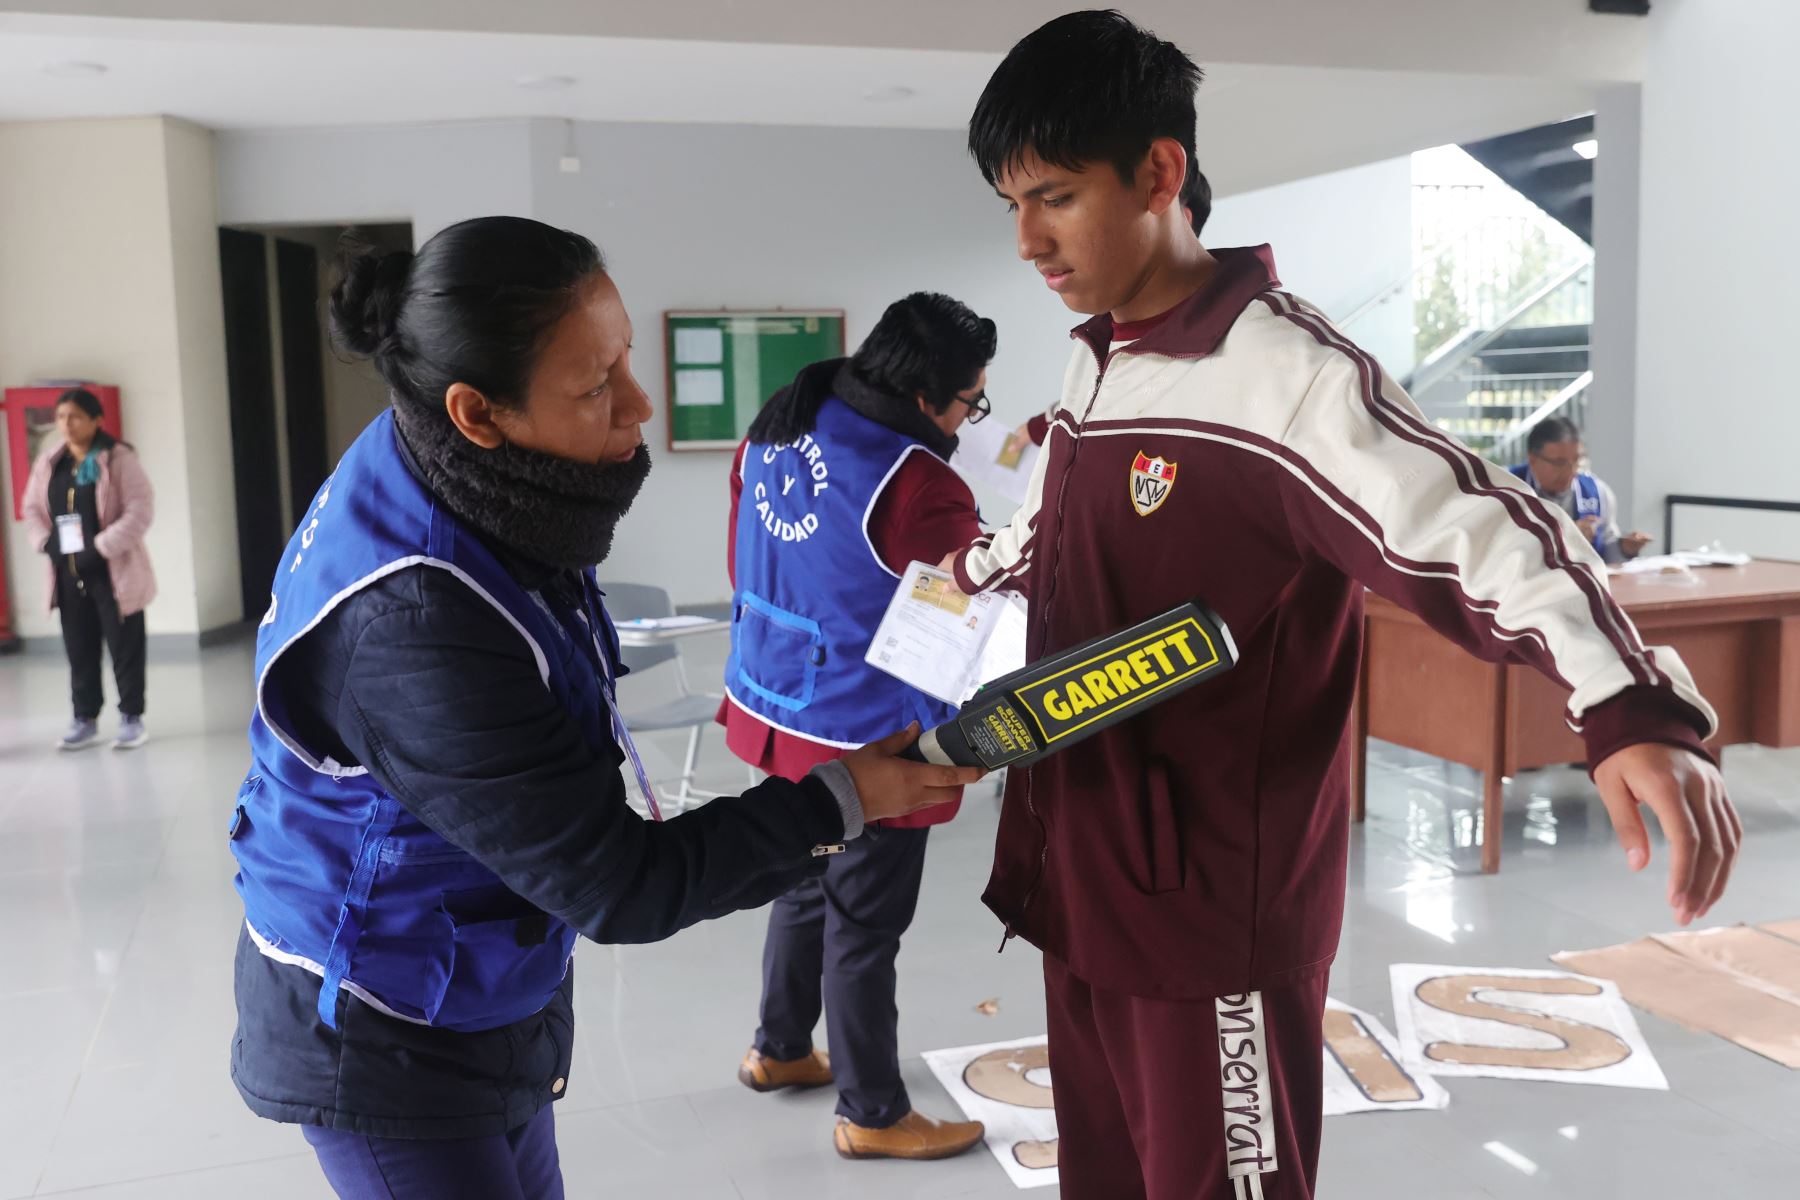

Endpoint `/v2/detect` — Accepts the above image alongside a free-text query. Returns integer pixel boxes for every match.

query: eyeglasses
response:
[952,390,992,424]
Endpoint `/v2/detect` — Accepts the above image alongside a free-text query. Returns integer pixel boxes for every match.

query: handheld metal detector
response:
[901,600,1237,770]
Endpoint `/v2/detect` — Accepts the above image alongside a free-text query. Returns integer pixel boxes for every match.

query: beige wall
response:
[162,118,240,632]
[0,116,236,638]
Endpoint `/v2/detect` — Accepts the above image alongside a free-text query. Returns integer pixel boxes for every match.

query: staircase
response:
[1461,115,1595,244]
[1416,327,1589,448]
[1405,267,1593,456]
[1417,347,1592,457]
[1400,118,1597,458]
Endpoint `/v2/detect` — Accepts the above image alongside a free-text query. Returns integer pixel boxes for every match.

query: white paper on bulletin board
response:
[674,368,725,407]
[674,326,724,365]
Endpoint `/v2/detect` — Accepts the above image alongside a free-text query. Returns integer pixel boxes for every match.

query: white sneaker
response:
[114,717,149,750]
[58,719,102,751]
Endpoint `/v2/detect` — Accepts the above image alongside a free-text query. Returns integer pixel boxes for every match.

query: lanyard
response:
[576,580,664,823]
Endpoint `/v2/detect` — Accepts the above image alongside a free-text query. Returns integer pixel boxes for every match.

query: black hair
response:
[852,292,997,412]
[969,9,1211,235]
[1528,416,1583,454]
[1183,169,1211,236]
[57,387,104,420]
[56,387,119,452]
[746,293,996,446]
[328,216,606,417]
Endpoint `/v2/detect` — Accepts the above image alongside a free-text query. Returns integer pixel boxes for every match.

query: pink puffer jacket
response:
[21,438,158,617]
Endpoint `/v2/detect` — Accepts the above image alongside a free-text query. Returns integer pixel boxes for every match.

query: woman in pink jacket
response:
[22,388,157,749]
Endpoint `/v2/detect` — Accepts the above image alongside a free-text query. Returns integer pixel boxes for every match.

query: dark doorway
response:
[219,221,412,622]
[218,227,284,623]
[275,239,329,526]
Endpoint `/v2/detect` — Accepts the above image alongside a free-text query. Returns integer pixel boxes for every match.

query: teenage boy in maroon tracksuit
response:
[948,12,1742,1199]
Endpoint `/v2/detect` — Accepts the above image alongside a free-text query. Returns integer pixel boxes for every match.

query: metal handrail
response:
[1484,371,1593,463]
[1337,214,1517,331]
[1663,496,1800,553]
[1455,371,1586,385]
[1476,343,1591,358]
[1406,252,1594,396]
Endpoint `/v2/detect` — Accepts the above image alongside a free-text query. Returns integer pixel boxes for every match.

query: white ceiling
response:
[0,11,1607,197]
[5,0,1651,80]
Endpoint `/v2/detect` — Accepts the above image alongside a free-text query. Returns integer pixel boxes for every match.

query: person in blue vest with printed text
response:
[1510,416,1653,564]
[226,217,980,1200]
[720,294,997,1161]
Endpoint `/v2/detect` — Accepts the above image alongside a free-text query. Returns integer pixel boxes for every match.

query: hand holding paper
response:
[951,417,1040,505]
[863,563,1028,706]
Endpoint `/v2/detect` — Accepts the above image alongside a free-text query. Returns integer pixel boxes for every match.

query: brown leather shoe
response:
[737,1047,833,1092]
[833,1110,986,1161]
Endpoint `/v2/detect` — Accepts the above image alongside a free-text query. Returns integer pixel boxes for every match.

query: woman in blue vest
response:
[720,294,999,1160]
[226,216,980,1200]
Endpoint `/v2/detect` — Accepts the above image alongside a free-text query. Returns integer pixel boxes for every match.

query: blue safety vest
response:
[230,410,621,1033]
[726,397,958,748]
[1511,463,1605,555]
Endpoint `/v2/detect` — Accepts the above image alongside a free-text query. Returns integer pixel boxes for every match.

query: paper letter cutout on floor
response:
[926,1003,1452,1188]
[1390,964,1667,1089]
[1322,999,1449,1114]
[1553,919,1800,1069]
[923,1036,1060,1189]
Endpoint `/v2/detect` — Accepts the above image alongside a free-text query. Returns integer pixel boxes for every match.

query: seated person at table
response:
[1511,417,1653,564]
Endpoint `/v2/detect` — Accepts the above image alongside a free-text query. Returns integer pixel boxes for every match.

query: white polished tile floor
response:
[2,634,1797,1198]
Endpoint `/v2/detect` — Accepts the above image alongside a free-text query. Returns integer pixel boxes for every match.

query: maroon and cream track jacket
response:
[950,245,1716,999]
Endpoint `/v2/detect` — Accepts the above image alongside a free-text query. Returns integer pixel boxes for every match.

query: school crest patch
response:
[1130,451,1177,516]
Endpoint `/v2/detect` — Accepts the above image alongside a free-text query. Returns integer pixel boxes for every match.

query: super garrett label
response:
[1012,616,1222,745]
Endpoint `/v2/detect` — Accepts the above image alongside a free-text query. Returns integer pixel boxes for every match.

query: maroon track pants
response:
[1044,954,1330,1199]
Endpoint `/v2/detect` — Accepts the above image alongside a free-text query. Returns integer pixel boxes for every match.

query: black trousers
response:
[754,823,930,1128]
[57,567,146,719]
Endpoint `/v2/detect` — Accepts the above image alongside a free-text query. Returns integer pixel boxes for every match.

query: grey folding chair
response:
[599,582,729,814]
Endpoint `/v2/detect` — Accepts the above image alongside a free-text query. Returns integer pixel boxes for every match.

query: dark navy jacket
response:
[235,411,619,1037]
[231,422,844,1139]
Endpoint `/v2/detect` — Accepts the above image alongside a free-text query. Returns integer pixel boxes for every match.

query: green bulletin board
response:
[664,309,846,451]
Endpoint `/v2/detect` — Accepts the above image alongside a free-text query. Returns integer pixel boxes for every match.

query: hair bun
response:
[329,241,414,359]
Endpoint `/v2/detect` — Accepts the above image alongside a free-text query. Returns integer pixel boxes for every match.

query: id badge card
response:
[55,513,85,554]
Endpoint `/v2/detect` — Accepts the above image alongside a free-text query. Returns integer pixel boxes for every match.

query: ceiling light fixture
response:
[1572,139,1599,160]
[44,61,108,79]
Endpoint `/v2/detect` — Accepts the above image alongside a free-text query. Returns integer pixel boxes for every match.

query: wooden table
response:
[1352,559,1800,872]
